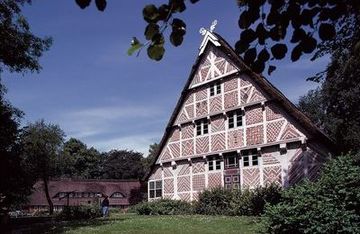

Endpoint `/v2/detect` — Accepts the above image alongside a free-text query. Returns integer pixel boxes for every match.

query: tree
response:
[75,0,360,76]
[142,143,159,176]
[298,47,360,153]
[0,0,52,74]
[262,154,360,233]
[20,120,64,215]
[102,150,144,180]
[0,83,32,215]
[59,138,103,179]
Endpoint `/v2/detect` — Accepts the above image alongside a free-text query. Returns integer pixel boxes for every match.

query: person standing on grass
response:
[101,195,110,217]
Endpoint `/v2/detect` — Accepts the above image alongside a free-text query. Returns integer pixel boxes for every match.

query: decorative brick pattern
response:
[224,91,238,109]
[185,92,194,105]
[169,143,180,158]
[163,194,174,199]
[249,87,266,103]
[192,174,205,191]
[263,166,282,186]
[196,87,207,101]
[196,136,210,154]
[164,178,174,194]
[185,105,194,119]
[210,115,225,133]
[181,123,194,139]
[208,172,222,189]
[240,87,252,104]
[224,77,238,92]
[149,167,162,180]
[178,163,190,176]
[262,153,280,165]
[192,160,205,174]
[159,147,172,161]
[217,60,226,74]
[163,166,173,178]
[267,120,285,142]
[245,106,263,125]
[211,133,226,152]
[181,139,194,157]
[169,128,180,142]
[176,109,188,123]
[226,62,237,73]
[177,176,191,192]
[178,192,191,202]
[228,129,244,149]
[196,100,208,117]
[242,168,260,188]
[288,149,305,185]
[280,123,301,140]
[240,75,252,87]
[246,125,264,146]
[192,192,199,201]
[210,96,222,113]
[266,103,282,121]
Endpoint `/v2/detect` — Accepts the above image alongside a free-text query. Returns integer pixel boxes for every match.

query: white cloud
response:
[87,132,162,155]
[50,104,167,153]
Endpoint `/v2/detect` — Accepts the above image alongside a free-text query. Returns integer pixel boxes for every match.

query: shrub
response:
[195,184,281,216]
[195,187,233,215]
[57,205,101,220]
[262,154,360,233]
[132,199,193,215]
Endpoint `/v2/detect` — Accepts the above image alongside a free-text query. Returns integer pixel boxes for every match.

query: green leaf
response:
[252,60,265,74]
[235,41,250,54]
[145,23,160,40]
[127,37,143,56]
[143,4,159,23]
[244,47,257,64]
[147,44,165,61]
[268,65,276,75]
[291,44,302,62]
[271,43,287,60]
[169,0,186,13]
[75,0,91,9]
[258,48,270,62]
[319,23,336,41]
[170,32,183,47]
[95,0,106,11]
[240,29,256,44]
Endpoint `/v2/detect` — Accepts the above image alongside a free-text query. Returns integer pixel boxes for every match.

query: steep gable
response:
[147,32,332,177]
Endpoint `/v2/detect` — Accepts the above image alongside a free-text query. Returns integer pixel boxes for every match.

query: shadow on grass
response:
[6,215,131,234]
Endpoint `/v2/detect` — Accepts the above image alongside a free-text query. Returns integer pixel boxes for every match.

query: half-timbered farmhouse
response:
[147,28,333,202]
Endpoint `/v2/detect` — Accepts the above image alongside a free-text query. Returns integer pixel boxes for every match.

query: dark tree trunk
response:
[43,177,54,215]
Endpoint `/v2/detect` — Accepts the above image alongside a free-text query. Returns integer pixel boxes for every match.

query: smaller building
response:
[25,179,142,211]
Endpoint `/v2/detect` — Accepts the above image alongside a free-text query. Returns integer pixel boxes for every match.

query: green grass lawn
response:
[50,213,261,234]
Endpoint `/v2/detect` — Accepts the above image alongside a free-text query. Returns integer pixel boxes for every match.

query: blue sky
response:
[2,1,328,155]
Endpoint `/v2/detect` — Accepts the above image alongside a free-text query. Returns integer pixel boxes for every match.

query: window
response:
[228,110,243,129]
[242,150,259,167]
[149,180,162,198]
[208,156,221,171]
[111,192,125,198]
[225,153,238,169]
[196,119,209,136]
[210,82,221,96]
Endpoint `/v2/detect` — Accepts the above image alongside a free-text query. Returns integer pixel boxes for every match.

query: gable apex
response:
[199,31,221,55]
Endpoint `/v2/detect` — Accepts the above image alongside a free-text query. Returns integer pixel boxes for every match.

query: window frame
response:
[242,150,259,167]
[196,119,209,136]
[224,153,239,169]
[228,110,243,129]
[149,180,162,199]
[209,82,221,97]
[208,156,222,171]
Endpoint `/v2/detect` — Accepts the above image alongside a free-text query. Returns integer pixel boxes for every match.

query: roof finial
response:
[199,20,218,36]
[210,20,217,33]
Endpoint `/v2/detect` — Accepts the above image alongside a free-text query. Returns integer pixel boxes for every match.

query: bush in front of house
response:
[195,184,281,216]
[132,199,194,215]
[261,154,360,234]
[57,205,101,220]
